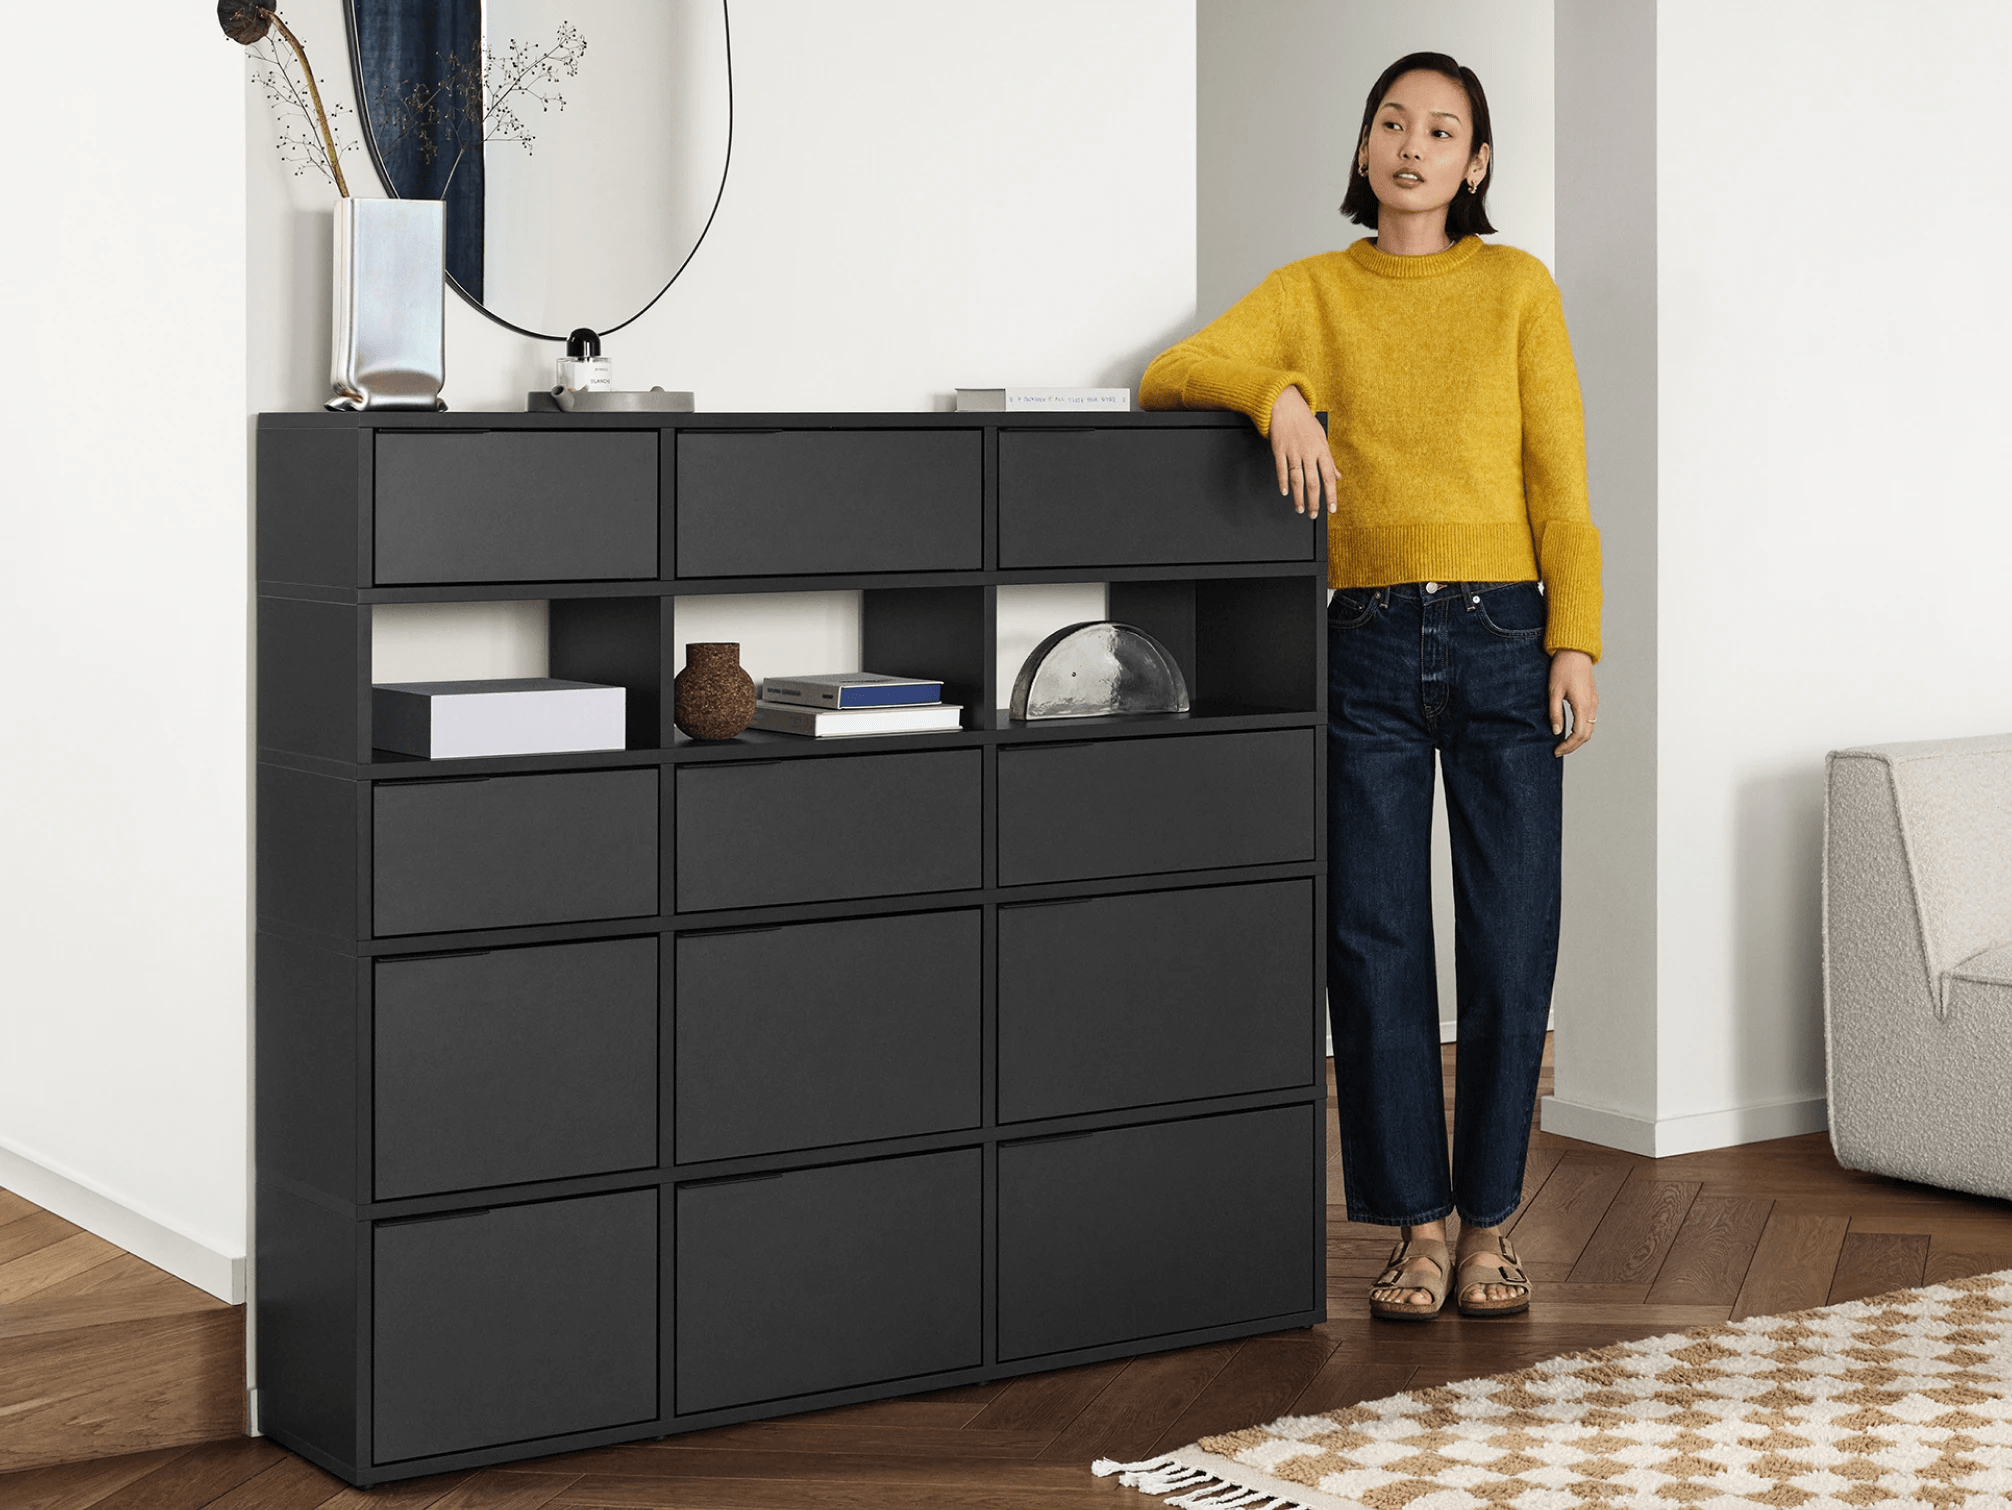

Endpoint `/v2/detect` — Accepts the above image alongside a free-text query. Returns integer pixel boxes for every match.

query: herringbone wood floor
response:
[6,1042,2011,1510]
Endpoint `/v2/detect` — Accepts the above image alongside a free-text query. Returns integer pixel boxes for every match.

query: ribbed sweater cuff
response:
[1181,359,1315,435]
[1537,520,1603,662]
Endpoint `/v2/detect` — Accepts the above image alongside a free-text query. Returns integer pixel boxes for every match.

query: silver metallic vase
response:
[328,198,445,411]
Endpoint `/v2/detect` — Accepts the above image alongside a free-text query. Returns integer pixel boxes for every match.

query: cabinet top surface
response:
[256,410,1258,432]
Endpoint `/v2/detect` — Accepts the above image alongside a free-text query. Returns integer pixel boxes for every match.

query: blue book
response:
[761,673,945,710]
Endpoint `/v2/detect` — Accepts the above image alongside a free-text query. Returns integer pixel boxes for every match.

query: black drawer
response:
[375,938,658,1199]
[675,430,981,577]
[374,431,658,584]
[373,1189,657,1463]
[676,911,980,1162]
[373,768,658,936]
[675,1149,981,1414]
[996,731,1314,886]
[998,1106,1316,1360]
[675,750,981,912]
[999,880,1313,1122]
[999,428,1314,568]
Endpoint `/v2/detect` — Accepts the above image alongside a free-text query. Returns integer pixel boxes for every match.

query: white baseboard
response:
[0,1137,244,1304]
[1540,1093,1830,1158]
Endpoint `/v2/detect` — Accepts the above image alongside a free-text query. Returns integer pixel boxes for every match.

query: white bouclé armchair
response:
[1824,732,2012,1200]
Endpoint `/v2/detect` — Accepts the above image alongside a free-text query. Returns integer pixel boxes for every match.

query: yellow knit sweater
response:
[1141,236,1602,661]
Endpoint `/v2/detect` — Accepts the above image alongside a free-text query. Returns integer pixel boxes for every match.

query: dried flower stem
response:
[262,8,348,197]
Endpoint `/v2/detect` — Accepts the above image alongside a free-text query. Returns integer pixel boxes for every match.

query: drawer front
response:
[375,431,658,584]
[999,880,1313,1123]
[676,430,981,577]
[676,750,981,912]
[999,428,1315,568]
[374,768,658,936]
[676,911,980,1162]
[375,938,658,1199]
[996,731,1315,887]
[373,1189,657,1463]
[998,1106,1315,1361]
[676,1149,981,1414]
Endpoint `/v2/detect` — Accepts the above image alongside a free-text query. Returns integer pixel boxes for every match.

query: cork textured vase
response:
[674,642,757,740]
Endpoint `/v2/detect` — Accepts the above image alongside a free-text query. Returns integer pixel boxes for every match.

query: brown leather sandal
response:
[1368,1233,1451,1321]
[1455,1231,1531,1317]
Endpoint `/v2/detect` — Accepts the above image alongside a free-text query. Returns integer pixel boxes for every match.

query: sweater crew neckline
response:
[1347,235,1483,279]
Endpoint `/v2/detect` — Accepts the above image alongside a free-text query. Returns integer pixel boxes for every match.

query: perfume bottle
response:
[555,328,613,392]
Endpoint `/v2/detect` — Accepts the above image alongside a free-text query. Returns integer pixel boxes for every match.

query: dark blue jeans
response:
[1327,580,1562,1228]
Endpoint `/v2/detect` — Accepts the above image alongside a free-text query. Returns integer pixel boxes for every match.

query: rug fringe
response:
[1092,1455,1314,1510]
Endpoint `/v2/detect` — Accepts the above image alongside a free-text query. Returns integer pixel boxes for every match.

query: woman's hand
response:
[1549,649,1597,756]
[1270,385,1338,516]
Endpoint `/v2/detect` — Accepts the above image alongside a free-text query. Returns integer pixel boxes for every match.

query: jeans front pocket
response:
[1328,589,1375,630]
[1473,582,1547,640]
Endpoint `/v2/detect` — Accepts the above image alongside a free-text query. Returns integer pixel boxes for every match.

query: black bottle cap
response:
[566,328,601,358]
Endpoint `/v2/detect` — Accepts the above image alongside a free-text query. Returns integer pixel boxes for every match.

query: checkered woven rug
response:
[1093,1271,2012,1509]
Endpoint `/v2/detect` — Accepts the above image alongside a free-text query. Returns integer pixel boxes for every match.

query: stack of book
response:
[751,673,963,737]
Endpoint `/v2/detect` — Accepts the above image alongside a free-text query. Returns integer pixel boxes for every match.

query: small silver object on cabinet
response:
[328,199,446,412]
[1009,621,1191,721]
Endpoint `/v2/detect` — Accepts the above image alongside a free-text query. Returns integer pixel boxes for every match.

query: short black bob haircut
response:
[1340,52,1496,238]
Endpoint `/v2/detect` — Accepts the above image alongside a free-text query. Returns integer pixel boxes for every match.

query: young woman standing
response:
[1141,53,1600,1319]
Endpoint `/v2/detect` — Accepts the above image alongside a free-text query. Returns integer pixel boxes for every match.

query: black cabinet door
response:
[375,938,658,1199]
[998,428,1314,567]
[373,1189,657,1463]
[998,880,1313,1123]
[996,731,1315,886]
[998,1107,1316,1360]
[675,750,981,912]
[676,911,980,1162]
[676,430,981,577]
[373,768,658,936]
[676,1149,982,1414]
[374,432,658,584]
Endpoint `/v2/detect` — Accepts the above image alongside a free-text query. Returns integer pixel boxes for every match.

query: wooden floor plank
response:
[1505,1156,1633,1268]
[1567,1181,1699,1285]
[0,1188,37,1226]
[420,1471,582,1510]
[790,1399,991,1430]
[1730,1209,1849,1321]
[1925,1240,2012,1285]
[1644,1195,1773,1307]
[308,1469,475,1510]
[0,1447,191,1510]
[1146,1335,1333,1455]
[963,1360,1127,1434]
[200,1455,349,1510]
[0,1310,246,1474]
[540,1458,1095,1503]
[0,1232,126,1307]
[83,1438,287,1510]
[1827,1230,1929,1305]
[1287,1353,1417,1416]
[1034,1342,1239,1463]
[647,1422,1052,1461]
[0,1210,84,1268]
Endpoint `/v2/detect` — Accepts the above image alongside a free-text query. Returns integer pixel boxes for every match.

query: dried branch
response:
[219,3,350,197]
[375,21,586,197]
[250,36,358,190]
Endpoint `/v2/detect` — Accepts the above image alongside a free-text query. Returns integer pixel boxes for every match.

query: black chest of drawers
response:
[254,410,1329,1485]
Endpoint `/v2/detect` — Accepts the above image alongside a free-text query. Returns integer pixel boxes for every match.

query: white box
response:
[371,678,627,759]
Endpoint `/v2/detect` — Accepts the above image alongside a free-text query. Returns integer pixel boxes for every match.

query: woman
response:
[1141,52,1600,1320]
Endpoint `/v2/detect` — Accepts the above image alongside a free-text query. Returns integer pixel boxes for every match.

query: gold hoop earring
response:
[1466,178,1479,194]
[1357,160,1368,177]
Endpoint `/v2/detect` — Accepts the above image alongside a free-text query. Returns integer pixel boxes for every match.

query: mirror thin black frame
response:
[341,0,737,344]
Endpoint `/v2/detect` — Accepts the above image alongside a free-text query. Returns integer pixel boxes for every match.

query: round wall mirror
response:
[344,0,732,340]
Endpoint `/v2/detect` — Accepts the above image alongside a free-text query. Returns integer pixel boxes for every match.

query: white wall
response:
[1547,0,2012,1155]
[256,0,1196,691]
[1197,0,1556,1040]
[0,12,248,1299]
[1655,0,2012,1127]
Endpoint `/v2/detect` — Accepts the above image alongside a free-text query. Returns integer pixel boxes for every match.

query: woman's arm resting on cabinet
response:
[1269,385,1338,516]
